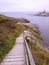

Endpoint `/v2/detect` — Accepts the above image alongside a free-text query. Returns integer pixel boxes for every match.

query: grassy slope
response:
[27,41,49,65]
[0,14,30,62]
[19,24,49,65]
[25,26,49,65]
[0,15,17,62]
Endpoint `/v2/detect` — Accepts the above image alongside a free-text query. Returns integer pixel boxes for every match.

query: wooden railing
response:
[24,39,35,65]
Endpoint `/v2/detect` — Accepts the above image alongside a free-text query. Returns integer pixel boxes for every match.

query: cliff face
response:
[0,14,49,65]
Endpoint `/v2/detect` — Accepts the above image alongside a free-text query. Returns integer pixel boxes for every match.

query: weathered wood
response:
[0,34,25,65]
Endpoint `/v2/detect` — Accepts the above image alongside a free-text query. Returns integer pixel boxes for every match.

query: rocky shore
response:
[30,11,49,17]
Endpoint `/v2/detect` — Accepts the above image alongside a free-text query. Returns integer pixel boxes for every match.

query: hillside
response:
[0,14,30,62]
[0,14,49,65]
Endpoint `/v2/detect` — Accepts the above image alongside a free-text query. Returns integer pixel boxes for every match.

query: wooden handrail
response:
[25,39,35,65]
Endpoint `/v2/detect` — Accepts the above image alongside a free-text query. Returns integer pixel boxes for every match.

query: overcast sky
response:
[0,0,49,12]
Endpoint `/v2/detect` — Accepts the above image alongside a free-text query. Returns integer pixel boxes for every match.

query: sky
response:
[0,0,49,12]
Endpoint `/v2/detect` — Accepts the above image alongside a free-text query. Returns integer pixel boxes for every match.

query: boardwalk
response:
[0,34,25,65]
[0,32,35,65]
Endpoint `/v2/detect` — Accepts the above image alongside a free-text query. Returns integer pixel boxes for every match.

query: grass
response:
[17,18,30,23]
[0,14,48,65]
[26,38,49,65]
[0,38,15,62]
[32,30,44,44]
[24,25,44,44]
[0,14,30,62]
[0,20,16,62]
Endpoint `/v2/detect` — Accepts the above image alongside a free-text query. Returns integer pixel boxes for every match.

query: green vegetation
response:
[17,18,30,23]
[0,14,30,62]
[26,37,49,65]
[24,25,44,44]
[24,24,49,65]
[0,15,17,62]
[0,14,49,65]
